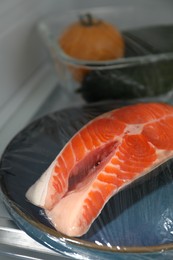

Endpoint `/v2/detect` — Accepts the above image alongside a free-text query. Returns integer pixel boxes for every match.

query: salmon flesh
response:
[26,102,173,237]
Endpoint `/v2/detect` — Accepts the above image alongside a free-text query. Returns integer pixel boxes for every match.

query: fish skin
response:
[26,102,173,237]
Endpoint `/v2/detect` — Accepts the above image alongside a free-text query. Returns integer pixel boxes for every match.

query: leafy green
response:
[79,25,173,102]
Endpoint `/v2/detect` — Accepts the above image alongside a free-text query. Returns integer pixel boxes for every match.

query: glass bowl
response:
[38,6,173,103]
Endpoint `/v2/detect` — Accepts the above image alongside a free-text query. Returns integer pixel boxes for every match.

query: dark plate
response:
[1,101,173,259]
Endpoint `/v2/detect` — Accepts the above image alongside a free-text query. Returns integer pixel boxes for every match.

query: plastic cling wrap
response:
[79,25,173,103]
[39,6,173,101]
[1,101,173,259]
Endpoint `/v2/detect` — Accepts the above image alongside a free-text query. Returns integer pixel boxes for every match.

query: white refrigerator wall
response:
[0,0,71,110]
[0,0,173,110]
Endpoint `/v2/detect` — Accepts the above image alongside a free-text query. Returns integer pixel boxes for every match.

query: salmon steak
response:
[26,102,173,237]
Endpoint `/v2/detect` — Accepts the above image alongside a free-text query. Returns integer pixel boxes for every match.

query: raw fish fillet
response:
[26,102,173,237]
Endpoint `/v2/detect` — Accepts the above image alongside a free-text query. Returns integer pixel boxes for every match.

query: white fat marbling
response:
[26,160,56,207]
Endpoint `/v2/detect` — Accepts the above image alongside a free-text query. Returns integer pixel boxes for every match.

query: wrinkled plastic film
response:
[40,14,173,101]
[1,101,173,259]
[79,25,173,103]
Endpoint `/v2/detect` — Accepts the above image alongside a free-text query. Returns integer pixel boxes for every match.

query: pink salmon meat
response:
[26,103,173,237]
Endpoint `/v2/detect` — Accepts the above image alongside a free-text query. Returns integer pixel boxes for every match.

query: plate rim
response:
[2,190,173,254]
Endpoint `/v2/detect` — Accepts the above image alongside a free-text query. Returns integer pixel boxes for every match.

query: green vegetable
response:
[78,25,173,102]
[79,59,173,102]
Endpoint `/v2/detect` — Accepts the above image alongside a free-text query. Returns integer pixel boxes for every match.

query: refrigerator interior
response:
[0,0,173,259]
